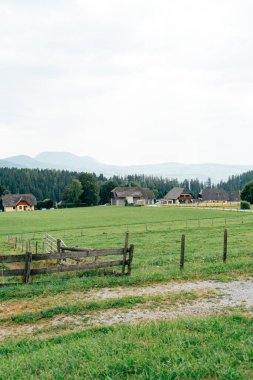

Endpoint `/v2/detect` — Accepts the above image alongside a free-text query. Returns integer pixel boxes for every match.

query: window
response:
[19,206,22,210]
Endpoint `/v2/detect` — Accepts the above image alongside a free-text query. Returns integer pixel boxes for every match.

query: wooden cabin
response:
[163,187,195,204]
[111,187,155,206]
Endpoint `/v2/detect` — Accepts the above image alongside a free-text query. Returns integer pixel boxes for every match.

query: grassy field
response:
[1,315,253,379]
[0,206,253,379]
[1,206,253,286]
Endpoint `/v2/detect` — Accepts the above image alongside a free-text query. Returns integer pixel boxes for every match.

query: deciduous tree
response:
[78,173,99,206]
[63,179,83,205]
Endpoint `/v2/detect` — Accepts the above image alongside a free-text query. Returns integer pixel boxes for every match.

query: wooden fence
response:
[0,233,134,285]
[6,234,66,254]
[179,229,228,270]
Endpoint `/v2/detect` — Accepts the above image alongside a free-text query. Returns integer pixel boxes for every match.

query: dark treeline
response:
[217,171,253,192]
[0,167,253,204]
[0,168,75,201]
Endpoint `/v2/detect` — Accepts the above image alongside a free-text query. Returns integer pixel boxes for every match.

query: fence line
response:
[2,213,253,243]
[0,233,134,285]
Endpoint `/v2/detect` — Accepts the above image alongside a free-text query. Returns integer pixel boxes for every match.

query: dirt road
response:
[1,279,252,340]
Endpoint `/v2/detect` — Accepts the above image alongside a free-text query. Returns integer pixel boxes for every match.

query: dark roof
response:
[111,187,154,199]
[164,187,194,200]
[200,188,229,201]
[228,191,240,202]
[2,194,37,207]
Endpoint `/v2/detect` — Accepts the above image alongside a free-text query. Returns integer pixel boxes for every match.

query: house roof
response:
[164,187,194,200]
[2,194,37,207]
[111,187,155,199]
[200,188,229,201]
[200,188,240,202]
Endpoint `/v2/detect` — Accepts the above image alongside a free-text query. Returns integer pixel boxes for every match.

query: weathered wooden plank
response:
[31,259,128,275]
[60,246,125,254]
[0,248,125,263]
[23,251,32,284]
[31,249,124,261]
[127,244,134,275]
[0,255,26,263]
[0,282,19,287]
[180,234,185,270]
[122,232,129,274]
[0,269,25,277]
[223,229,228,263]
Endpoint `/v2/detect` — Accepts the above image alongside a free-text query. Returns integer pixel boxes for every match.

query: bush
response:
[240,201,251,210]
[37,199,54,210]
[240,180,253,204]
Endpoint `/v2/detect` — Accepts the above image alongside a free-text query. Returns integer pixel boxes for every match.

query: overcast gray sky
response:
[0,0,253,165]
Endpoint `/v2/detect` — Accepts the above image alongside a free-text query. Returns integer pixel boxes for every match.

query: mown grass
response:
[0,314,253,379]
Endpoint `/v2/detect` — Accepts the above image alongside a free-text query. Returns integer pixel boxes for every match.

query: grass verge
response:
[0,314,252,379]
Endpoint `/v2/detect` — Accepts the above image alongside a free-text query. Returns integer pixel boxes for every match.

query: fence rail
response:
[0,233,134,284]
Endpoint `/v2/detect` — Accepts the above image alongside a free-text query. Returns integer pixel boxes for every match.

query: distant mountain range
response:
[0,152,253,183]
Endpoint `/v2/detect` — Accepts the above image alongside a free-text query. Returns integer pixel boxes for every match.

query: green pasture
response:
[0,206,253,292]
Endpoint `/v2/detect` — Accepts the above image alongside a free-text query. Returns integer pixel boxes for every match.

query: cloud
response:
[0,0,253,164]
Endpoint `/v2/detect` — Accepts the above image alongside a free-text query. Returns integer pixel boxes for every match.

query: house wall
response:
[4,206,17,212]
[111,198,125,206]
[4,203,35,212]
[16,202,34,211]
[111,194,154,206]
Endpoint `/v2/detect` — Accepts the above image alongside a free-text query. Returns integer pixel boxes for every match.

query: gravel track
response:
[1,280,253,340]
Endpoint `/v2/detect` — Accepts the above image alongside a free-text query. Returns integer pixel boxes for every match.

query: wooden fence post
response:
[56,239,62,264]
[223,229,228,263]
[122,232,129,274]
[23,251,32,284]
[127,244,134,275]
[57,239,61,253]
[35,241,38,254]
[180,234,185,270]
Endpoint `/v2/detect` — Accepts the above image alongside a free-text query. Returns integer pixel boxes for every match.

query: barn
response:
[199,188,240,202]
[111,187,155,206]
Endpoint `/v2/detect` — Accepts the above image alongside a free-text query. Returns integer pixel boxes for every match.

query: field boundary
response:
[0,233,134,284]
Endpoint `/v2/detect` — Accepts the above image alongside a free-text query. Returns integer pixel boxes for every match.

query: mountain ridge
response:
[1,152,253,183]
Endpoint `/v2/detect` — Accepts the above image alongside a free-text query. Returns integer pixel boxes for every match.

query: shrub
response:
[240,201,251,210]
[37,199,54,210]
[240,180,253,204]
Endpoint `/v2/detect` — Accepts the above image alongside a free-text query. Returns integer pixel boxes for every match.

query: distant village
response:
[1,186,242,212]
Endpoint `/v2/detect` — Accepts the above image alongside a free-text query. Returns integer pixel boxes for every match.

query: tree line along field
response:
[0,206,253,379]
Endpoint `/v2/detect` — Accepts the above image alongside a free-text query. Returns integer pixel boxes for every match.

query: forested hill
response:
[1,167,253,203]
[0,168,76,202]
